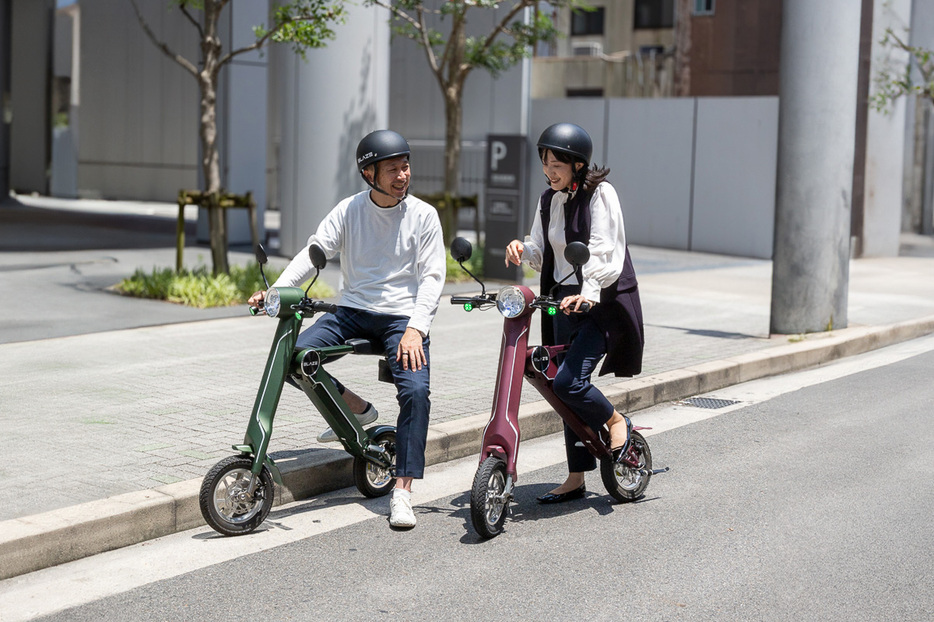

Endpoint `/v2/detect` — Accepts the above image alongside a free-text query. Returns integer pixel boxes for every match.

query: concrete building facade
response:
[0,0,929,262]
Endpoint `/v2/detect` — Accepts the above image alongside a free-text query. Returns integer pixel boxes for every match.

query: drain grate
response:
[678,396,740,410]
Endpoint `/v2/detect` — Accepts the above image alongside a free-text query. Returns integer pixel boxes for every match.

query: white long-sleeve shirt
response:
[273,190,446,336]
[521,181,627,302]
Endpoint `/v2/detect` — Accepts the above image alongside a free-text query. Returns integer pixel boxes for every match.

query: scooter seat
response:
[344,338,384,355]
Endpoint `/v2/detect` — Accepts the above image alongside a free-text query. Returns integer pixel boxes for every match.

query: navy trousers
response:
[295,306,431,479]
[552,286,614,473]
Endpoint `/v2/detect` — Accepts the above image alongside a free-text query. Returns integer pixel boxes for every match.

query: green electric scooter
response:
[199,244,398,536]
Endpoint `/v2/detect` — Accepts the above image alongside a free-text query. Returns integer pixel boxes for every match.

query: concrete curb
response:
[3,313,934,581]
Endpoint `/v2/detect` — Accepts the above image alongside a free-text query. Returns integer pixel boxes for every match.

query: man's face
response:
[367,155,410,202]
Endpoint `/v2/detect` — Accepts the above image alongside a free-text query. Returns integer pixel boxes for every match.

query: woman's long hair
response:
[539,147,610,193]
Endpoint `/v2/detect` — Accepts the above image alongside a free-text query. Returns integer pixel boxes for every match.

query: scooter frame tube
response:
[289,346,395,469]
[480,287,534,478]
[236,297,304,482]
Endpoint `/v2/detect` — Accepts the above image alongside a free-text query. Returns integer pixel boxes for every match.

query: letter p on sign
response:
[491,141,507,171]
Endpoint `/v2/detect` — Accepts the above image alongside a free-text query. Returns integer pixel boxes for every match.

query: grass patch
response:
[116,263,335,309]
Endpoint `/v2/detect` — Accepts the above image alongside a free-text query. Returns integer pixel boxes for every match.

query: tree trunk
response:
[200,1,228,275]
[674,0,691,97]
[439,16,467,246]
[441,86,463,246]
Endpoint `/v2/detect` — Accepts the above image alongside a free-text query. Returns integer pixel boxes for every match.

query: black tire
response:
[600,430,652,503]
[353,430,397,498]
[470,456,509,539]
[200,455,275,536]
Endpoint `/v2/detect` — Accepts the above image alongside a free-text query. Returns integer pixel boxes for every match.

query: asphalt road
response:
[5,335,934,622]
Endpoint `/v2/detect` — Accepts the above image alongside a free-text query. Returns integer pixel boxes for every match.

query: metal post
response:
[770,0,862,334]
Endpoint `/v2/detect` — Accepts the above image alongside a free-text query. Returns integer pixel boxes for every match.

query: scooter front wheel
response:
[470,456,509,539]
[200,455,275,536]
[353,430,397,498]
[600,430,652,503]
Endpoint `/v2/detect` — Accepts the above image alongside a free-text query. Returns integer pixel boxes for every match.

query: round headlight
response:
[496,286,527,319]
[265,288,282,318]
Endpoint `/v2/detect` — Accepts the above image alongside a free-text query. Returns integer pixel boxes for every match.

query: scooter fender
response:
[359,424,398,469]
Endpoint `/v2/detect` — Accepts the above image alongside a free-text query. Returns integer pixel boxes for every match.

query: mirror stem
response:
[459,261,486,297]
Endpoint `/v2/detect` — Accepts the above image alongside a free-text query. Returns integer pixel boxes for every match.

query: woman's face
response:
[541,149,582,192]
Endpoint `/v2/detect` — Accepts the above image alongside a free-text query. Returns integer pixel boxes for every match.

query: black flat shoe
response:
[536,484,586,504]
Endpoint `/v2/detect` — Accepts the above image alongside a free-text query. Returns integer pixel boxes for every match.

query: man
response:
[249,130,445,528]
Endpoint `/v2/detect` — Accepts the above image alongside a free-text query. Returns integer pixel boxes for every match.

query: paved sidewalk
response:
[3,196,934,580]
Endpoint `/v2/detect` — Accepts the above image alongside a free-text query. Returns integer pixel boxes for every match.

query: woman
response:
[505,122,644,503]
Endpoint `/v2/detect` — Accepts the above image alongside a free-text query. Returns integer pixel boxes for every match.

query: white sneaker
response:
[316,403,379,443]
[389,491,417,528]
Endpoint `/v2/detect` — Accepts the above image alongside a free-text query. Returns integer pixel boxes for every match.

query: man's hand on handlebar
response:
[249,290,265,306]
[559,294,593,315]
[248,290,266,314]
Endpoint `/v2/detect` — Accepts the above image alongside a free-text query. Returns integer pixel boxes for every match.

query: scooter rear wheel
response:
[600,430,652,503]
[200,455,275,536]
[470,456,509,539]
[353,430,397,498]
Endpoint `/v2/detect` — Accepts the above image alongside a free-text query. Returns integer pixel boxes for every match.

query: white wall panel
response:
[607,97,694,251]
[692,97,778,259]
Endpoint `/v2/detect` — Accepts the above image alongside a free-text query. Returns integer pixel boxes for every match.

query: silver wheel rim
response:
[212,467,264,524]
[484,469,506,524]
[615,446,646,491]
[367,438,394,489]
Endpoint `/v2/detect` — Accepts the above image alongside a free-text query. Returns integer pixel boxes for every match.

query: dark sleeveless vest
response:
[539,186,644,377]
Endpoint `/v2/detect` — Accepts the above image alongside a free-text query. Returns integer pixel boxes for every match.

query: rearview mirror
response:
[309,244,327,270]
[254,244,268,266]
[564,241,590,267]
[451,237,473,263]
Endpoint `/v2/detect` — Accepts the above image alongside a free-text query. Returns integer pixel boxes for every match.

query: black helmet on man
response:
[537,122,593,166]
[356,129,410,172]
[356,129,411,202]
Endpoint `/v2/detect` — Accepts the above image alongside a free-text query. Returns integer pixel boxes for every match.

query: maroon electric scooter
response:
[450,237,667,538]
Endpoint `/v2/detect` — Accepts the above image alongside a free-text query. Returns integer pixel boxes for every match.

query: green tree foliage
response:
[872,26,934,113]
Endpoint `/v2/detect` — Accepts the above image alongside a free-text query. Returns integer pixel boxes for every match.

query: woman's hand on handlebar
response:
[505,240,524,266]
[559,294,593,315]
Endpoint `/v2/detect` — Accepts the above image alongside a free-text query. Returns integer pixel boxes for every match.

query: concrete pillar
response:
[272,3,389,257]
[9,0,53,195]
[860,0,911,257]
[907,0,934,236]
[0,0,10,197]
[770,0,862,334]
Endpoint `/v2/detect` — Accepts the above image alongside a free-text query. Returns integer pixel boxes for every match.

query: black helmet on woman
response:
[537,122,593,166]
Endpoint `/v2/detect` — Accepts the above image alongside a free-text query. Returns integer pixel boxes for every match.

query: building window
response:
[693,0,715,16]
[571,7,605,36]
[634,0,674,29]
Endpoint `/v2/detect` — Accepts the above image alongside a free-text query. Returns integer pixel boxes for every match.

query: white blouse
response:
[521,181,627,303]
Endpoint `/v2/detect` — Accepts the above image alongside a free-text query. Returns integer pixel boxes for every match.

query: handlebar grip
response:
[578,301,591,313]
[249,304,263,316]
[310,301,339,314]
[450,296,475,305]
